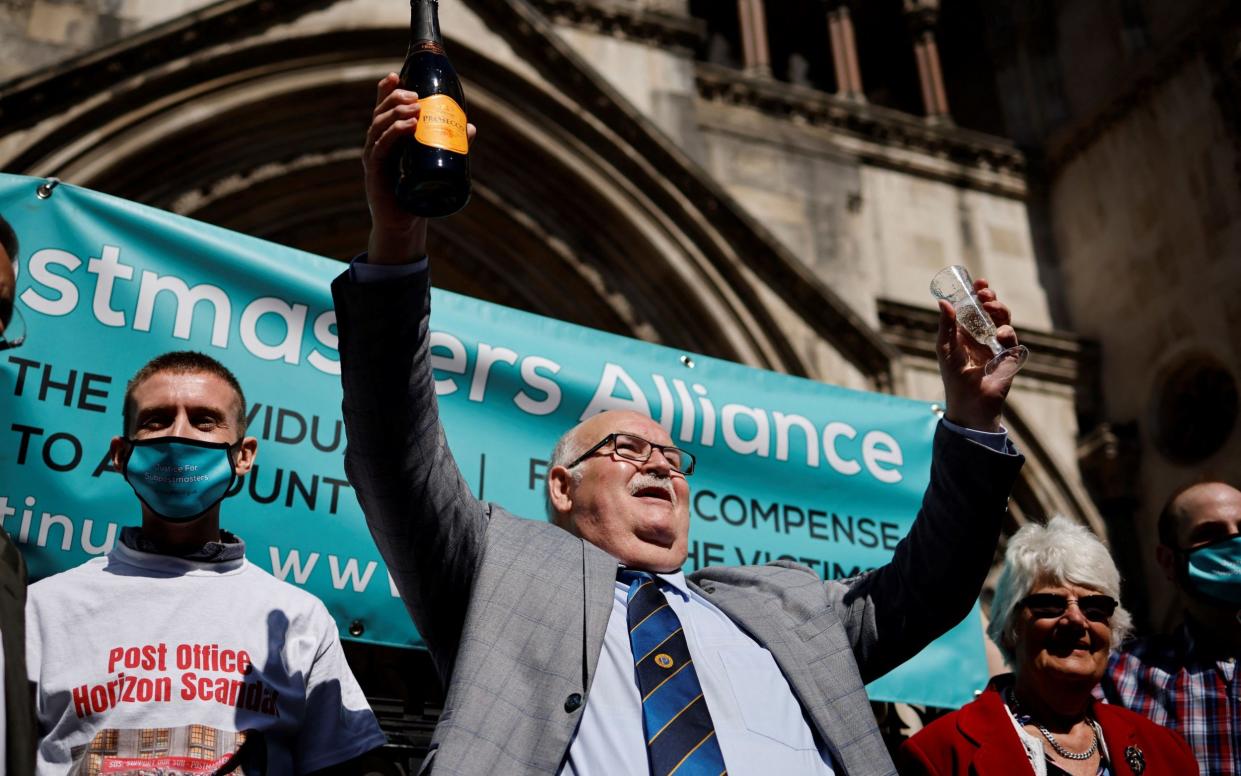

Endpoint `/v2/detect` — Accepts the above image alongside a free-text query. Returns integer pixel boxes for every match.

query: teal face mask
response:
[122,437,238,522]
[1184,534,1241,606]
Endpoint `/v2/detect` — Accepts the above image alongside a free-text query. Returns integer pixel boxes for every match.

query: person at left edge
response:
[0,212,36,776]
[24,351,388,775]
[1,210,23,348]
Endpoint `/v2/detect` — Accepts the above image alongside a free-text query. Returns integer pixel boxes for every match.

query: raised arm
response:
[831,280,1025,681]
[332,74,480,681]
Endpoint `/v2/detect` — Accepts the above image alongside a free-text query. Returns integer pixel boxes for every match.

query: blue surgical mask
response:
[1184,534,1241,606]
[122,437,238,522]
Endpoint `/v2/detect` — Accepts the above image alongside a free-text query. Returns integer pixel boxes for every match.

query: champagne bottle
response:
[394,0,471,217]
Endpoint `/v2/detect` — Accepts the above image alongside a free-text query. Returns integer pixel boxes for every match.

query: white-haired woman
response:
[898,516,1195,776]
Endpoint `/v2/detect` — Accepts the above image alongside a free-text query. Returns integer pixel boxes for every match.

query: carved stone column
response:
[823,0,865,100]
[737,0,771,76]
[903,0,951,121]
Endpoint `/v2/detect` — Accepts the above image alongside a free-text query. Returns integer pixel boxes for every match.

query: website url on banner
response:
[0,491,398,596]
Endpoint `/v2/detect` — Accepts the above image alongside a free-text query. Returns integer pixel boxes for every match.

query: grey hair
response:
[549,429,584,471]
[987,515,1134,669]
[546,428,585,525]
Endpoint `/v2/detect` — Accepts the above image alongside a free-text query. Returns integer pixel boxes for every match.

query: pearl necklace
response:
[1009,689,1099,761]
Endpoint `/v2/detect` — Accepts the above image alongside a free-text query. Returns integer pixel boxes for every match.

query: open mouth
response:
[1047,639,1094,655]
[629,472,676,504]
[634,486,673,502]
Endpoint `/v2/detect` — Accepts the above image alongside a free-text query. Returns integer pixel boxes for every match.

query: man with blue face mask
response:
[1102,480,1241,776]
[25,351,387,775]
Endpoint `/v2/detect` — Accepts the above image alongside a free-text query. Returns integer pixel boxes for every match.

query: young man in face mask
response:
[1101,480,1241,776]
[25,351,387,775]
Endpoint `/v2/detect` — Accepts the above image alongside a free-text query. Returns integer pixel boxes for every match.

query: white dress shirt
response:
[559,570,837,776]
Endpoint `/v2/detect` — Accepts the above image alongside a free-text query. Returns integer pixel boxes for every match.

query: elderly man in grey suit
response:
[332,75,1026,776]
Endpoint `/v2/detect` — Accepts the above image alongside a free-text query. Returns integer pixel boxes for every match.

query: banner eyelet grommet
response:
[930,403,945,418]
[680,355,695,369]
[36,177,61,199]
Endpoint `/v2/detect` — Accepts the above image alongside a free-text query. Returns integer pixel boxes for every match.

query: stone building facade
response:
[978,0,1241,632]
[2,0,1236,768]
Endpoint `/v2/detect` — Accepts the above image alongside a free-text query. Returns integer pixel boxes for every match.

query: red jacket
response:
[898,681,1197,776]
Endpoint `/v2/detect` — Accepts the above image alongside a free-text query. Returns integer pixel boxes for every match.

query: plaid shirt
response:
[1100,623,1237,776]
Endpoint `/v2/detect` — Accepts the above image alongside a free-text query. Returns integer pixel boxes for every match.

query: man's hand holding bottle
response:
[365,0,475,265]
[363,75,477,266]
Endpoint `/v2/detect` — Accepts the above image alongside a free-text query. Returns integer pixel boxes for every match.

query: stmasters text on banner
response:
[0,172,985,709]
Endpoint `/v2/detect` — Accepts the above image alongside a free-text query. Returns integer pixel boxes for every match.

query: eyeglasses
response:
[565,432,696,476]
[1019,593,1118,623]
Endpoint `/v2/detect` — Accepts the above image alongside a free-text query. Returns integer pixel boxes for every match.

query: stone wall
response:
[979,0,1241,625]
[1050,50,1241,624]
[0,0,210,83]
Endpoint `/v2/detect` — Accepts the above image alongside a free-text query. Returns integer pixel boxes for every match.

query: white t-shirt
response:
[26,540,386,775]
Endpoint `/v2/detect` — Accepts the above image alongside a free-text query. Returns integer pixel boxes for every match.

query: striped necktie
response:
[620,569,728,776]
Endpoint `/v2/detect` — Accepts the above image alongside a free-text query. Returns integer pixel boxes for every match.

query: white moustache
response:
[629,473,676,504]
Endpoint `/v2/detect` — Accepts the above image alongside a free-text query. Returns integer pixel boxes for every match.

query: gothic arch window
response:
[763,0,839,91]
[851,0,922,115]
[690,0,743,69]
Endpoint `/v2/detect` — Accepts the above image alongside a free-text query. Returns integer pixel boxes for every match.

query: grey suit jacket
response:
[332,269,1024,776]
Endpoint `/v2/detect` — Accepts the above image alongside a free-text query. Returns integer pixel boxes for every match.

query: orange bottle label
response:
[415,94,468,155]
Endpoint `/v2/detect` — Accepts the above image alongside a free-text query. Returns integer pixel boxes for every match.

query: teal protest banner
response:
[0,173,986,708]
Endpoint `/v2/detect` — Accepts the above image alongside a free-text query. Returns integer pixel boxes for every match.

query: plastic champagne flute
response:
[930,265,1028,378]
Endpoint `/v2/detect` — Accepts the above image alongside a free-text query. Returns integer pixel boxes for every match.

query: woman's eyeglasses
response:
[1019,593,1118,622]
